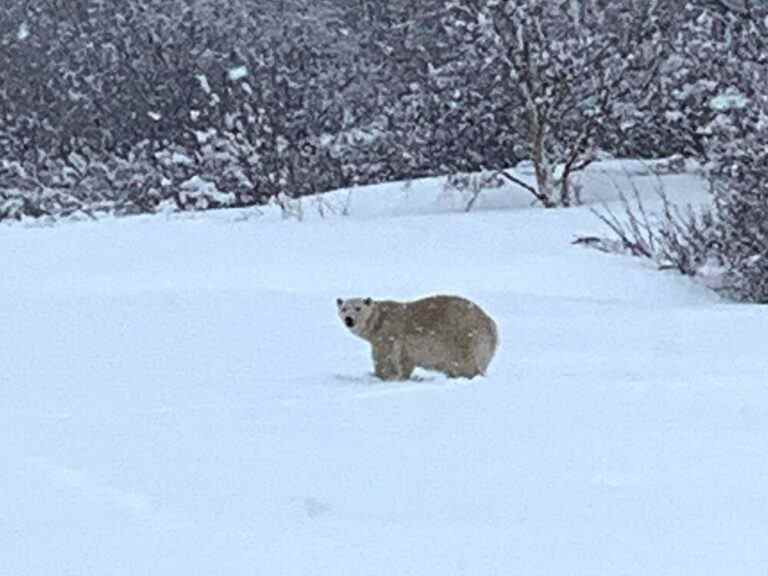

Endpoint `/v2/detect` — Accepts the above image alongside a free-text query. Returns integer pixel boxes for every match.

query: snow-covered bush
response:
[602,138,768,303]
[710,131,768,302]
[592,125,767,304]
[0,187,91,222]
[678,1,767,302]
[589,1,768,303]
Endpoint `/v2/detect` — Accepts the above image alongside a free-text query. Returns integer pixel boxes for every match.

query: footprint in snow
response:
[332,373,474,399]
[302,497,331,519]
[333,372,437,385]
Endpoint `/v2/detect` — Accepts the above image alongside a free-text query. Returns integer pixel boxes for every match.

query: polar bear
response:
[337,295,498,380]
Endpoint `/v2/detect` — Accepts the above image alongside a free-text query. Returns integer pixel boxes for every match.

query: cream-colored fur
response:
[337,295,498,381]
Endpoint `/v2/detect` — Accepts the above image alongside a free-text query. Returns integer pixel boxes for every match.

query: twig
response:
[496,169,554,208]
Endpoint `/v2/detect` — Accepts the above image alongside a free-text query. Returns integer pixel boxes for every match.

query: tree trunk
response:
[529,114,556,208]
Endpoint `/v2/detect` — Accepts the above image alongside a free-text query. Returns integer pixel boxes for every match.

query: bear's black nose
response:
[345,317,355,328]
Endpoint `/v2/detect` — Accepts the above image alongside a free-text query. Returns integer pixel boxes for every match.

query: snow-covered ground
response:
[3,162,767,575]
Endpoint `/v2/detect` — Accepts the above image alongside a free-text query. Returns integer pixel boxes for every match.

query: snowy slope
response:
[2,163,767,575]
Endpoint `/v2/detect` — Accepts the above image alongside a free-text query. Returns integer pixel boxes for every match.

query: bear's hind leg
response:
[444,358,480,379]
[398,350,415,380]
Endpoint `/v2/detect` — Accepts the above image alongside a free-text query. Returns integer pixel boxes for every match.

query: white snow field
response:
[2,162,767,575]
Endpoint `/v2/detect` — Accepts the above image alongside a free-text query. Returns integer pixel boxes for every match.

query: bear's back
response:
[407,295,484,330]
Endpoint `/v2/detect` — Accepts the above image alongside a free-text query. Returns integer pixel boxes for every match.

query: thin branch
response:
[496,169,555,208]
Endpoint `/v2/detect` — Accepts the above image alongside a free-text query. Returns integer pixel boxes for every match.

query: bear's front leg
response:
[372,341,411,381]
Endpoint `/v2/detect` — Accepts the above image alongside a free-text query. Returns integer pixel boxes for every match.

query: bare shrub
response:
[443,171,506,212]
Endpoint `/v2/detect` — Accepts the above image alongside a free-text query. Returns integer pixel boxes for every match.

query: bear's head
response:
[337,297,374,336]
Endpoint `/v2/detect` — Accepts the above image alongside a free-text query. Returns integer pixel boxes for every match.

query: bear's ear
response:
[364,297,372,306]
[336,298,343,308]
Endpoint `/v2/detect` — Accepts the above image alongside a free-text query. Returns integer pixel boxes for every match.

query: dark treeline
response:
[2,0,496,216]
[0,0,764,222]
